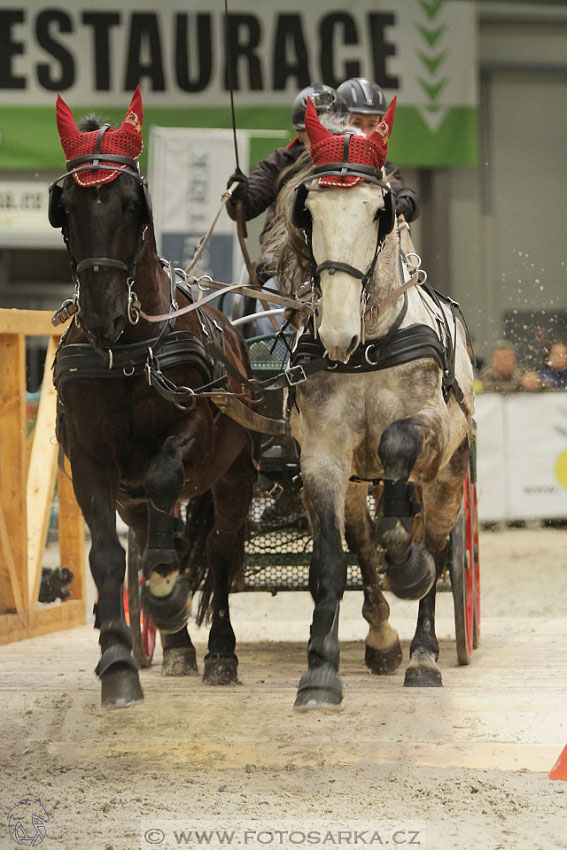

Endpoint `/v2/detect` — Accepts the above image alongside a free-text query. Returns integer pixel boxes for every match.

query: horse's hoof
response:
[101,665,144,708]
[162,646,198,677]
[404,650,442,687]
[294,664,343,711]
[365,639,403,675]
[141,576,191,634]
[202,654,239,685]
[386,544,436,601]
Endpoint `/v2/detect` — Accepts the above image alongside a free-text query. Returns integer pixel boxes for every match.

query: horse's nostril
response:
[348,334,359,355]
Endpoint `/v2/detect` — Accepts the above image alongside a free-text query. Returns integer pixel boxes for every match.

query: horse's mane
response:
[263,117,367,295]
[78,114,112,132]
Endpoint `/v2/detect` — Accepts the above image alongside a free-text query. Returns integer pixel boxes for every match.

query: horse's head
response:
[299,96,397,363]
[50,87,151,350]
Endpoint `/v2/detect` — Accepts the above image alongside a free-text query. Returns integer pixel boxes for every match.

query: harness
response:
[286,284,466,411]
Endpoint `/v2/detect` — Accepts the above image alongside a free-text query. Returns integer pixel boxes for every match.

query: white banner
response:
[0,0,476,115]
[475,393,506,521]
[475,393,567,521]
[149,127,251,284]
[0,181,60,248]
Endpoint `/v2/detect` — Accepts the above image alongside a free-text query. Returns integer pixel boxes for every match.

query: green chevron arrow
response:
[416,23,446,47]
[419,78,447,100]
[418,50,447,75]
[418,0,444,20]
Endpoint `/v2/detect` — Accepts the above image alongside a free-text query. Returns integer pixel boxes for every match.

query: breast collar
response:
[53,278,227,392]
[288,285,467,410]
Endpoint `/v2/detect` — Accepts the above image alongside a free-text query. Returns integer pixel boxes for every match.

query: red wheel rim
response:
[123,580,156,662]
[471,481,480,643]
[463,473,474,657]
[142,614,156,660]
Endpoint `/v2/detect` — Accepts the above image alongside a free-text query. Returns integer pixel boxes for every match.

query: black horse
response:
[50,87,258,707]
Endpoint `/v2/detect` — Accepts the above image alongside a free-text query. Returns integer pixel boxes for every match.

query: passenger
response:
[336,77,419,224]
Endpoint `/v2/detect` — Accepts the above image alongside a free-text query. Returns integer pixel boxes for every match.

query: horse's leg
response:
[344,483,402,675]
[202,449,256,686]
[72,456,143,707]
[405,437,469,687]
[141,427,207,636]
[376,414,445,601]
[294,451,349,710]
[120,498,199,676]
[161,629,199,676]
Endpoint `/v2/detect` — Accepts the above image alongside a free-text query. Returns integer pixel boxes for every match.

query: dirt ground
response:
[1,526,567,850]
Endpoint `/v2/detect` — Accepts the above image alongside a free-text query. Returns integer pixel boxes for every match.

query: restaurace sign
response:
[0,1,477,168]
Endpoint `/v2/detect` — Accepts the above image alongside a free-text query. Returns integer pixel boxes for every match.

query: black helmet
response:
[290,82,346,130]
[336,78,387,115]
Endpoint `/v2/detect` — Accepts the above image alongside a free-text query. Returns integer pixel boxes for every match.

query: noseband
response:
[49,124,152,324]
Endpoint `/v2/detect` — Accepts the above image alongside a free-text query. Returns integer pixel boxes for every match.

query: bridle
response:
[49,124,153,326]
[293,154,397,339]
[293,152,396,290]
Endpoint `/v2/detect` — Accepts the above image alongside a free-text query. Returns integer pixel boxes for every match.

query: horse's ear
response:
[56,94,79,141]
[121,85,144,137]
[304,96,331,147]
[368,96,397,165]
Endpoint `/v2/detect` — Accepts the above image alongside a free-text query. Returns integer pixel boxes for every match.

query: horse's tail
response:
[184,492,246,627]
[184,491,215,626]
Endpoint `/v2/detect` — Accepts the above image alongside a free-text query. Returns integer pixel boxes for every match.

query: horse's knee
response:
[145,437,184,511]
[378,419,421,479]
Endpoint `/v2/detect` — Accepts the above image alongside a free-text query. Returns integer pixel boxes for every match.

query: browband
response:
[296,162,389,191]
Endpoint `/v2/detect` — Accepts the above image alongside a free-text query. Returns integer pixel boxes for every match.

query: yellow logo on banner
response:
[556,449,567,489]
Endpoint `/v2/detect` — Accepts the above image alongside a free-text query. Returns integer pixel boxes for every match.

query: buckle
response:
[285,364,307,386]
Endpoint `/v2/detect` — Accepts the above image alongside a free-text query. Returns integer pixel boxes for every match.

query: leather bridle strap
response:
[76,257,130,274]
[316,260,364,279]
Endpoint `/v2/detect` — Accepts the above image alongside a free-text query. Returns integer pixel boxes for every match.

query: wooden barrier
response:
[0,309,86,645]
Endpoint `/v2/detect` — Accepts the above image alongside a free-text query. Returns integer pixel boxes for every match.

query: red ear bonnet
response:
[306,95,397,188]
[56,85,144,186]
[304,97,332,146]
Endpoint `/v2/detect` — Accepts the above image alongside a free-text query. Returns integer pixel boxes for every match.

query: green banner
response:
[0,0,478,171]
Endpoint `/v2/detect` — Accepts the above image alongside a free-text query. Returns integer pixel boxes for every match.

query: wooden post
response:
[27,337,59,607]
[0,333,27,614]
[0,309,86,643]
[58,460,86,608]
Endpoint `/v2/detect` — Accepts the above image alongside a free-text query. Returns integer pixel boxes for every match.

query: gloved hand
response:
[226,168,249,201]
[395,193,415,221]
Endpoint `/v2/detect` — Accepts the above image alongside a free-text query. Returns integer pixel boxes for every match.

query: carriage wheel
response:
[468,443,481,648]
[450,493,474,666]
[123,529,156,667]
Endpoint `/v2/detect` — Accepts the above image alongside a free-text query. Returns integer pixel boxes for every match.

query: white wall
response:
[449,6,567,362]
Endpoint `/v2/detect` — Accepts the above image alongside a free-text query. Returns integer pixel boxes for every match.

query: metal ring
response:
[364,346,378,366]
[122,366,135,377]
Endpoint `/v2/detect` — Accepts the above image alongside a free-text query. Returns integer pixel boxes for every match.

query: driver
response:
[225,82,347,258]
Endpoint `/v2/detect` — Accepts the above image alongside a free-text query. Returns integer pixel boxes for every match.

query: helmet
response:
[336,78,387,115]
[290,82,346,130]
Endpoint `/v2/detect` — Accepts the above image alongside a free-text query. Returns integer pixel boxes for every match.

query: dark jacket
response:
[385,160,419,222]
[226,138,306,243]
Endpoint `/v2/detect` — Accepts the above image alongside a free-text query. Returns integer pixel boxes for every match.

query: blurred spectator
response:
[538,341,567,389]
[478,340,538,393]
